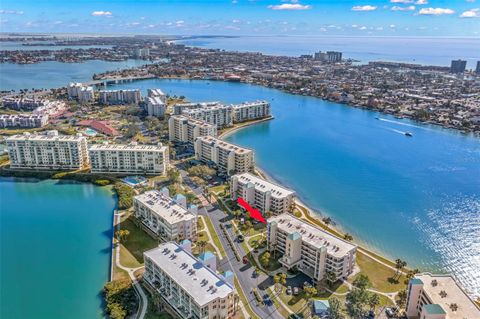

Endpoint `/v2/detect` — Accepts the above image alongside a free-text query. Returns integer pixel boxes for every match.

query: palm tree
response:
[368,293,380,311]
[395,259,407,278]
[198,240,207,253]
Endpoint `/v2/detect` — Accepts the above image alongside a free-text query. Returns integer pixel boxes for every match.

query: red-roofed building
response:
[77,119,119,136]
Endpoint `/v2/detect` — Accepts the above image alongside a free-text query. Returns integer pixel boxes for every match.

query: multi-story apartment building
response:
[173,102,220,115]
[2,97,49,111]
[78,86,95,103]
[182,105,233,128]
[89,142,168,175]
[147,88,167,103]
[267,213,357,282]
[230,173,295,216]
[146,96,165,118]
[6,130,89,170]
[98,89,141,105]
[0,114,48,128]
[406,273,480,319]
[231,101,271,123]
[144,242,236,319]
[194,136,254,175]
[134,190,197,242]
[67,82,84,99]
[169,115,217,145]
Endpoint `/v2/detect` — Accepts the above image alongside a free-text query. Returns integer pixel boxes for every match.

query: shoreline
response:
[219,119,411,272]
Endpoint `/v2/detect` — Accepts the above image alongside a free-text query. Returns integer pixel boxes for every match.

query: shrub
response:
[113,183,135,209]
[94,179,112,186]
[103,279,137,319]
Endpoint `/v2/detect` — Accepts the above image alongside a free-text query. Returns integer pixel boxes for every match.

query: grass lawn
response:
[112,263,129,281]
[258,251,282,272]
[203,215,227,258]
[198,216,205,231]
[350,251,407,293]
[209,184,227,195]
[120,244,142,268]
[119,215,158,265]
[267,288,292,317]
[247,234,266,249]
[192,231,218,257]
[277,286,307,314]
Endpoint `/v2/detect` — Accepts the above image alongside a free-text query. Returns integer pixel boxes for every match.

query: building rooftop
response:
[197,136,253,155]
[147,96,165,105]
[89,142,167,153]
[171,115,215,129]
[144,242,234,306]
[7,130,85,142]
[414,273,480,319]
[269,213,357,258]
[233,172,295,198]
[134,190,196,224]
[229,100,269,108]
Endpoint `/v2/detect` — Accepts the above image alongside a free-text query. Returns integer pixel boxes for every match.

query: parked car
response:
[237,234,244,242]
[293,287,299,295]
[242,255,249,264]
[385,308,395,318]
[286,286,292,295]
[263,294,272,306]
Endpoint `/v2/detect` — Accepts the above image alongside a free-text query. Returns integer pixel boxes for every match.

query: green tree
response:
[322,217,332,226]
[273,273,287,292]
[167,168,181,184]
[198,240,207,253]
[304,286,318,300]
[368,293,380,310]
[343,233,353,241]
[260,251,271,268]
[328,297,343,319]
[353,274,371,290]
[325,271,337,288]
[396,289,408,309]
[394,259,407,278]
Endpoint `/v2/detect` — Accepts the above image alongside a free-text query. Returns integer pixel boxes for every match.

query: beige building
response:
[406,273,480,319]
[134,190,197,242]
[89,142,168,175]
[194,136,254,175]
[169,115,217,145]
[230,172,295,216]
[146,96,165,118]
[182,104,233,128]
[267,213,357,282]
[231,100,271,123]
[0,114,48,128]
[98,89,141,105]
[144,242,236,319]
[6,130,89,170]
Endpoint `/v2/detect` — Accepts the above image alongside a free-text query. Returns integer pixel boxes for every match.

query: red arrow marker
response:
[237,197,267,224]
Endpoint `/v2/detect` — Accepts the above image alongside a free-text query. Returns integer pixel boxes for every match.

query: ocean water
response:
[0,178,116,319]
[107,78,480,297]
[179,36,480,68]
[0,59,150,92]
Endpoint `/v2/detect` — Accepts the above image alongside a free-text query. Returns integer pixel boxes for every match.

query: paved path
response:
[114,212,148,319]
[198,215,223,257]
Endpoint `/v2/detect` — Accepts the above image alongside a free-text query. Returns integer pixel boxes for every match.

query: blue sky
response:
[0,0,479,36]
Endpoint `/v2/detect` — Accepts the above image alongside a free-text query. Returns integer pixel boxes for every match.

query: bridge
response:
[84,74,156,87]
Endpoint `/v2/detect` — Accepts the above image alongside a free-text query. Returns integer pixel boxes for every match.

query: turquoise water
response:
[0,59,150,92]
[179,36,480,68]
[107,78,480,296]
[0,178,116,319]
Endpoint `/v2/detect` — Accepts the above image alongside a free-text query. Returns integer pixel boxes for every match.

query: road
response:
[180,170,285,319]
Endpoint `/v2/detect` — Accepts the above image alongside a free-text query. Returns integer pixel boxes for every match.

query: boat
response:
[375,117,379,120]
[405,132,413,137]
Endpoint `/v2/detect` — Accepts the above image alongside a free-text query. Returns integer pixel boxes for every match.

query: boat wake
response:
[377,117,426,130]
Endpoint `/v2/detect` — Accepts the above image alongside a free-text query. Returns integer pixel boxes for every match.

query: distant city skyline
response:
[1,0,479,37]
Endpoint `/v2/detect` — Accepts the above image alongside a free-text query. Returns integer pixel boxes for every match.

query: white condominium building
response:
[144,242,236,319]
[146,96,166,118]
[134,190,197,242]
[147,88,167,103]
[67,83,95,103]
[169,115,217,145]
[231,101,271,123]
[230,173,295,216]
[182,105,233,128]
[2,97,49,110]
[194,136,254,175]
[67,82,83,99]
[98,89,141,105]
[267,213,357,282]
[406,273,480,319]
[173,102,220,115]
[6,130,89,170]
[0,114,48,128]
[89,142,169,175]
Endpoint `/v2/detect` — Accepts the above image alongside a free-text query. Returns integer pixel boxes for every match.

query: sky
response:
[0,0,479,37]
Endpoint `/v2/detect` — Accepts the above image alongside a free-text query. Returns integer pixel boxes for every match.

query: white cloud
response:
[460,8,480,18]
[390,0,413,3]
[268,3,312,10]
[415,0,428,4]
[418,7,454,15]
[392,5,416,11]
[91,11,112,17]
[390,24,396,28]
[0,9,24,15]
[359,26,368,30]
[351,5,377,11]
